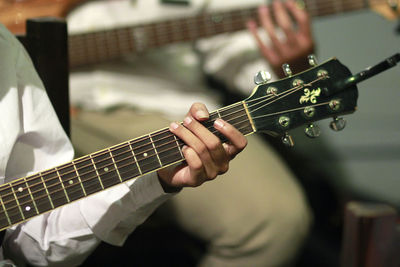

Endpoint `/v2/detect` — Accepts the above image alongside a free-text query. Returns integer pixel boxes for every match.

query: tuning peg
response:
[282,63,292,77]
[307,54,318,67]
[282,133,294,147]
[254,70,272,85]
[304,124,321,138]
[330,117,346,131]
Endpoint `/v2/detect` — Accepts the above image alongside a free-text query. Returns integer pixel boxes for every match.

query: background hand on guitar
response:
[158,103,247,191]
[247,0,315,78]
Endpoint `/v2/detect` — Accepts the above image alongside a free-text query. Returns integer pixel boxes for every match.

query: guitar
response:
[1,0,399,67]
[0,53,398,232]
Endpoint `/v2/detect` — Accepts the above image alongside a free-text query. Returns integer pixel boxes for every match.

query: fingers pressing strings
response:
[246,0,314,77]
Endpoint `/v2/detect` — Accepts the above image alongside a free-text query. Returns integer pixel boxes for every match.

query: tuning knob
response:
[330,117,346,131]
[282,133,294,147]
[307,54,318,66]
[305,124,321,138]
[282,63,292,77]
[254,70,272,85]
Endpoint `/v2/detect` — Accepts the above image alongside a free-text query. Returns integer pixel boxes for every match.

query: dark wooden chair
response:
[340,201,400,267]
[16,17,70,137]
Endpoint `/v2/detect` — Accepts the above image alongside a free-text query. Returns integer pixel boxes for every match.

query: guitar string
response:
[252,100,331,120]
[0,71,323,203]
[2,90,278,193]
[2,90,278,201]
[0,60,330,220]
[71,4,366,65]
[68,0,365,44]
[0,100,253,192]
[0,110,253,207]
[0,0,368,226]
[69,0,366,65]
[0,121,255,224]
[0,103,256,209]
[1,98,335,225]
[2,63,339,220]
[0,73,328,220]
[0,76,315,203]
[250,76,326,114]
[0,82,291,218]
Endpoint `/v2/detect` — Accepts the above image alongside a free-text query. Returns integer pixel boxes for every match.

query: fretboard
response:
[69,0,369,68]
[0,102,254,231]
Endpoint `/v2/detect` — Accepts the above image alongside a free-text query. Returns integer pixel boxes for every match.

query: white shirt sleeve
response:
[67,0,276,97]
[0,24,173,267]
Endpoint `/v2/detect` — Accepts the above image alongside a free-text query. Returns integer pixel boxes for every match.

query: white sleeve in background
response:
[0,24,172,267]
[67,0,276,96]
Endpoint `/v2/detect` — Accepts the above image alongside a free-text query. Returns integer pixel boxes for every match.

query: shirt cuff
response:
[79,172,172,246]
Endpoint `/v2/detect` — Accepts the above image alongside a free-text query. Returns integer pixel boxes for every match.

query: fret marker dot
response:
[18,187,23,192]
[143,153,148,157]
[25,206,31,211]
[69,180,74,185]
[104,167,109,172]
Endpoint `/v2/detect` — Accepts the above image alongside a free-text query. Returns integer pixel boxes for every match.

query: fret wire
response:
[71,161,87,197]
[39,174,54,209]
[173,135,184,158]
[128,142,143,175]
[55,167,70,203]
[186,16,197,41]
[89,155,104,190]
[0,192,11,226]
[69,8,257,67]
[6,160,139,217]
[90,151,119,188]
[150,22,159,48]
[83,32,96,64]
[117,28,130,54]
[171,19,181,44]
[108,148,123,183]
[149,134,163,166]
[24,177,39,215]
[127,27,136,54]
[216,109,222,119]
[10,185,25,221]
[0,146,181,222]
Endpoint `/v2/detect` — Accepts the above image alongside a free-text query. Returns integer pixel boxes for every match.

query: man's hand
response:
[247,0,314,78]
[157,103,247,192]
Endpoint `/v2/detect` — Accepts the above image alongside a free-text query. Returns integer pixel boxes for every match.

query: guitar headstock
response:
[245,57,358,145]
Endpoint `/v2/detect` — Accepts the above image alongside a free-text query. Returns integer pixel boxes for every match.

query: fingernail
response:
[183,116,192,126]
[214,119,224,129]
[170,122,179,130]
[196,110,208,119]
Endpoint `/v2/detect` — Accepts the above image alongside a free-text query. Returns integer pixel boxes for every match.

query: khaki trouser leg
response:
[71,108,312,267]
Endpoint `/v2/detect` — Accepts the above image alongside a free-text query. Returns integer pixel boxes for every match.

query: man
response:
[0,22,247,266]
[68,0,313,266]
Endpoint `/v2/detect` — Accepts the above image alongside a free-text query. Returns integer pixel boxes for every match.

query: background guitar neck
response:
[68,0,371,68]
[1,0,396,67]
